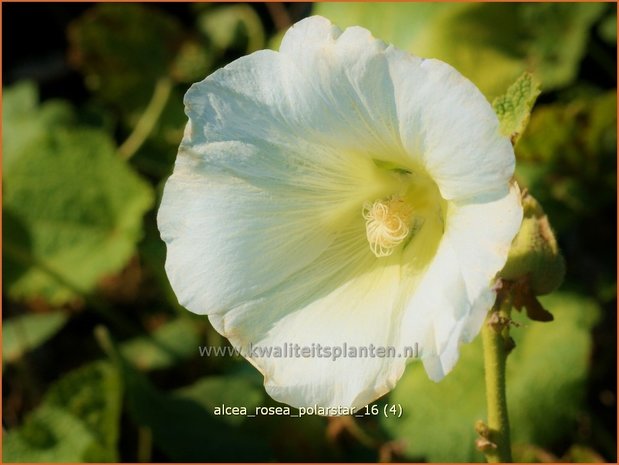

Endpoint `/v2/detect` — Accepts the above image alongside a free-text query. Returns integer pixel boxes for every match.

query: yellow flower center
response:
[363,195,417,257]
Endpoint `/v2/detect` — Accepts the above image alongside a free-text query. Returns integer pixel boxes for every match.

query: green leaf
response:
[3,312,69,363]
[67,4,184,112]
[120,318,200,371]
[4,361,122,462]
[381,292,600,462]
[2,82,74,171]
[3,406,100,463]
[315,3,604,99]
[44,362,123,461]
[493,73,541,144]
[3,83,154,304]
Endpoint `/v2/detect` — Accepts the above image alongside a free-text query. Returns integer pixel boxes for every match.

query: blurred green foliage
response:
[3,83,154,304]
[67,4,185,113]
[315,2,605,99]
[3,3,616,463]
[4,361,122,462]
[119,318,200,371]
[517,92,617,232]
[3,312,68,364]
[382,293,600,462]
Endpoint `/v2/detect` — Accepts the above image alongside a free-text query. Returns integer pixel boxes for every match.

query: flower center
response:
[363,195,416,257]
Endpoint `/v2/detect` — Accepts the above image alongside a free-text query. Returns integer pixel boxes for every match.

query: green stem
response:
[118,77,173,160]
[481,296,513,463]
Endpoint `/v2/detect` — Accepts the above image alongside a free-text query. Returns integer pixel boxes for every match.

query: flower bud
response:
[500,190,565,295]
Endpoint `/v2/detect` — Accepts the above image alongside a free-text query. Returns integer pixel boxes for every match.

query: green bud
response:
[500,190,565,295]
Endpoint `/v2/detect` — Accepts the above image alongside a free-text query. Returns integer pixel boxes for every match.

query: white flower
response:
[158,16,522,410]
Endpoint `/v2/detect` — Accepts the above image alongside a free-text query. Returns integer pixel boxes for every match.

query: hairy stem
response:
[481,295,513,462]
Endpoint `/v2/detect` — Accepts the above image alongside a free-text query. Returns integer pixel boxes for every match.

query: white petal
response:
[159,168,331,315]
[385,47,515,200]
[182,17,403,164]
[159,142,390,316]
[446,183,523,342]
[208,226,412,409]
[159,145,391,316]
[160,41,398,315]
[401,184,522,380]
[281,16,516,199]
[205,199,445,409]
[277,16,407,163]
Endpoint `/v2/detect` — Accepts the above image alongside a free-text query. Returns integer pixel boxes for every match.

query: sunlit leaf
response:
[3,83,154,304]
[2,82,74,171]
[3,361,122,462]
[381,292,600,462]
[3,312,69,364]
[315,3,604,99]
[3,406,99,462]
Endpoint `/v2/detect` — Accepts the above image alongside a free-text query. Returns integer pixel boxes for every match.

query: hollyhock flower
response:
[158,16,522,410]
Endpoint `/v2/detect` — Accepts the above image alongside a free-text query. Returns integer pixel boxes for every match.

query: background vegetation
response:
[3,3,617,462]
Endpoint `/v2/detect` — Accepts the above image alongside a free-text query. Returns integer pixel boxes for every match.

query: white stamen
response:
[362,195,415,257]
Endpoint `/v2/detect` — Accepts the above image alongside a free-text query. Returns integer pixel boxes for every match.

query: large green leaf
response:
[315,3,604,99]
[3,361,122,462]
[2,82,73,172]
[3,83,154,304]
[3,312,69,364]
[381,292,600,462]
[3,406,100,463]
